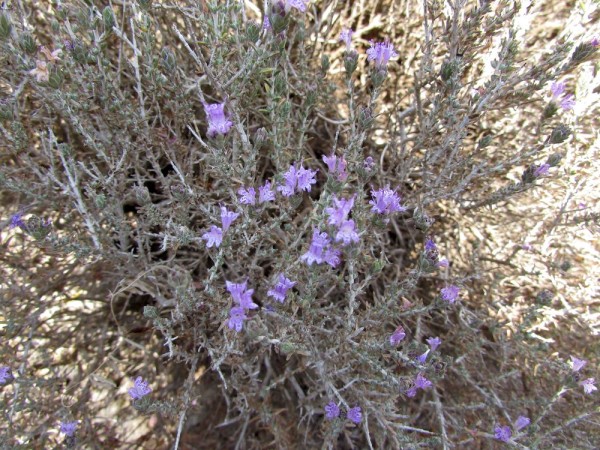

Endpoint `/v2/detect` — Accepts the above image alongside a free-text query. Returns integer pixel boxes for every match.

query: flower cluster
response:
[300,229,341,267]
[201,206,240,248]
[238,181,276,205]
[203,102,233,138]
[267,273,296,303]
[550,81,576,111]
[370,186,406,215]
[128,376,152,400]
[324,402,362,424]
[322,153,348,182]
[494,416,530,443]
[277,163,318,197]
[227,280,257,332]
[570,355,596,394]
[366,41,398,70]
[325,195,359,246]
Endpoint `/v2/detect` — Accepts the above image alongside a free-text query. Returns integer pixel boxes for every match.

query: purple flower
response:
[203,102,233,138]
[60,421,78,437]
[0,366,13,384]
[9,212,26,229]
[406,371,433,397]
[325,195,355,227]
[278,165,299,197]
[514,416,530,431]
[300,229,330,265]
[425,238,437,253]
[495,425,512,443]
[267,274,296,303]
[570,356,587,372]
[297,166,318,192]
[322,154,348,181]
[262,16,271,30]
[366,41,398,69]
[287,0,307,13]
[440,285,460,304]
[437,258,449,268]
[417,350,430,364]
[323,246,342,268]
[347,406,362,424]
[277,163,317,196]
[550,81,565,99]
[364,156,375,171]
[340,28,353,51]
[534,163,550,178]
[324,401,340,419]
[414,372,432,390]
[390,326,406,346]
[202,225,223,248]
[128,376,152,400]
[258,181,275,203]
[220,206,239,233]
[406,386,418,397]
[560,94,575,111]
[426,337,441,351]
[370,186,406,215]
[591,36,599,47]
[335,219,360,246]
[228,306,247,332]
[226,281,258,310]
[238,187,256,205]
[580,378,597,394]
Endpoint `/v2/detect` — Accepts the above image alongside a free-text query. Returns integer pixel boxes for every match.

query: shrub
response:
[0,0,598,448]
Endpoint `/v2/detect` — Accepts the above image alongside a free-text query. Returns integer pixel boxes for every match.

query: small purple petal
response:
[494,425,512,443]
[324,401,340,419]
[514,416,530,431]
[346,406,362,424]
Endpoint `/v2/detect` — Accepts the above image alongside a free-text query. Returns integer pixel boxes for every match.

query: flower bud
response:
[546,153,562,167]
[570,42,598,65]
[320,54,330,73]
[549,124,571,144]
[359,107,374,129]
[47,69,64,89]
[253,127,267,150]
[521,165,537,183]
[0,13,12,40]
[143,305,159,319]
[344,50,358,76]
[245,21,260,43]
[103,6,115,31]
[25,216,52,241]
[160,47,176,73]
[19,33,37,55]
[138,0,154,11]
[477,135,493,149]
[371,68,387,88]
[0,98,12,121]
[542,102,558,120]
[268,1,288,35]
